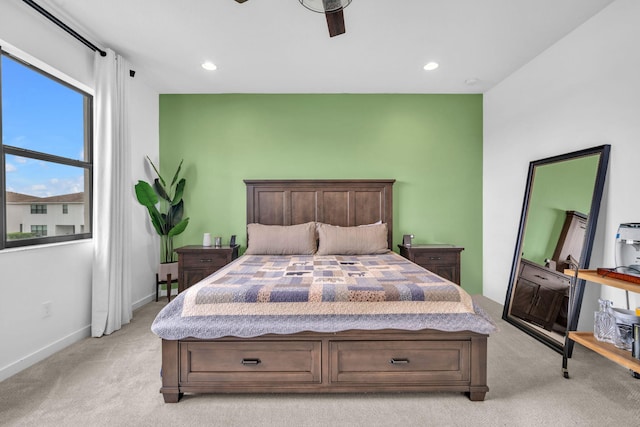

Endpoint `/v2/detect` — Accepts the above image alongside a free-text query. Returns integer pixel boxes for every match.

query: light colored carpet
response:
[1,296,639,427]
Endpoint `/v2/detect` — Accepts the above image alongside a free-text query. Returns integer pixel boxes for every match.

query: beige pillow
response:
[317,223,389,255]
[245,222,317,255]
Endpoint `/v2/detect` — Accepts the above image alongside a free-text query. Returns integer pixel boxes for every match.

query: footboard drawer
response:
[330,340,470,383]
[180,341,321,383]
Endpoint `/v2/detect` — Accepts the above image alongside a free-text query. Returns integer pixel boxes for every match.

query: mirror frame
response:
[502,145,611,353]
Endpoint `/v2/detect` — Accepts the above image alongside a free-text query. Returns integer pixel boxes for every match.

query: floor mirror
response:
[503,145,610,353]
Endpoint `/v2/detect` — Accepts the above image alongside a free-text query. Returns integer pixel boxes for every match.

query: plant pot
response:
[158,261,179,281]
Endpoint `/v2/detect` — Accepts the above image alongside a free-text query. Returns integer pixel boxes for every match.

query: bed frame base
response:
[158,180,490,403]
[160,328,488,402]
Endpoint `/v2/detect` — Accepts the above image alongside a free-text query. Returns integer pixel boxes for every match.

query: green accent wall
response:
[521,154,600,265]
[159,94,483,293]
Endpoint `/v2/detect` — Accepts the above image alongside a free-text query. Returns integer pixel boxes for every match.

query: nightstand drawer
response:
[413,252,458,266]
[182,254,228,269]
[519,261,569,290]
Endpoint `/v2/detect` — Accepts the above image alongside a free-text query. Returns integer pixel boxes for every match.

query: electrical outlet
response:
[42,301,52,318]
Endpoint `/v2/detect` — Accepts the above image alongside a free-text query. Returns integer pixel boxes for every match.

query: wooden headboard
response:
[245,179,395,249]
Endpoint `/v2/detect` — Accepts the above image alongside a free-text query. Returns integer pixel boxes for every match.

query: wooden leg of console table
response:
[160,339,181,403]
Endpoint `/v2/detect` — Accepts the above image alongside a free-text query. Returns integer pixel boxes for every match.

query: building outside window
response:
[1,49,93,248]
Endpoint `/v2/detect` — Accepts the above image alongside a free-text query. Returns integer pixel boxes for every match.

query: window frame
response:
[1,48,93,249]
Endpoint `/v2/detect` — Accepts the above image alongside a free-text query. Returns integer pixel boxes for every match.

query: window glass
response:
[1,55,86,160]
[1,50,92,248]
[30,204,47,214]
[5,154,89,244]
[30,225,47,237]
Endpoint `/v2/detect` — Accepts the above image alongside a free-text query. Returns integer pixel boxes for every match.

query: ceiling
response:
[39,0,615,94]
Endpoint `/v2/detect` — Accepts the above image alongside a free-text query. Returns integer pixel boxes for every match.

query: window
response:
[30,225,47,237]
[1,49,93,248]
[31,204,47,214]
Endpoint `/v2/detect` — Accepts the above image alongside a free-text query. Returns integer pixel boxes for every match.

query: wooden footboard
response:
[160,329,489,402]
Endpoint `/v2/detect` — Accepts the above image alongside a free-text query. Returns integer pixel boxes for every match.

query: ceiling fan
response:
[234,0,350,38]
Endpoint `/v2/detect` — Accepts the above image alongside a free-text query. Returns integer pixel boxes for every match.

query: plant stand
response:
[157,262,179,302]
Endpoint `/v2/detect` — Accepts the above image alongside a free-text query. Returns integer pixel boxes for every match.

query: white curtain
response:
[91,49,132,337]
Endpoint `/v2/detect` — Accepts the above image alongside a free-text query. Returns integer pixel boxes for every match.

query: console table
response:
[562,269,640,378]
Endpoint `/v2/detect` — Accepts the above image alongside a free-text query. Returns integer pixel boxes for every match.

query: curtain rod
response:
[22,0,107,57]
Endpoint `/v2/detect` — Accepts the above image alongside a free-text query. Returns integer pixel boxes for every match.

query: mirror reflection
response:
[503,145,610,352]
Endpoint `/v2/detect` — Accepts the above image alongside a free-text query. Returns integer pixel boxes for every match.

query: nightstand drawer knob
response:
[200,258,213,263]
[389,358,410,365]
[428,256,442,260]
[241,358,262,366]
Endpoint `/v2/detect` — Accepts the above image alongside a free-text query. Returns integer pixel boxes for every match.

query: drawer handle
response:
[241,358,261,366]
[428,256,442,260]
[389,358,410,365]
[200,258,213,263]
[533,274,548,280]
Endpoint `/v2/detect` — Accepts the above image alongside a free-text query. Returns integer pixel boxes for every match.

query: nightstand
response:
[175,245,239,293]
[398,244,464,285]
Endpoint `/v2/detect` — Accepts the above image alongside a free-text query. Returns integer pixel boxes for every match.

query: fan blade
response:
[325,8,345,37]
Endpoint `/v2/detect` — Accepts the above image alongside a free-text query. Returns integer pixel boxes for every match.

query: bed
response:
[152,179,495,402]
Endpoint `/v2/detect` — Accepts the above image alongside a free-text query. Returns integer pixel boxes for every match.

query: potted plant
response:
[135,156,190,297]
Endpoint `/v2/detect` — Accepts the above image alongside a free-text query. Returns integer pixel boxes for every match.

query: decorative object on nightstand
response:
[398,243,464,285]
[176,245,240,293]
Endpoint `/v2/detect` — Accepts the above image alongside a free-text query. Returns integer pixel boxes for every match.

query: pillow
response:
[316,223,389,255]
[245,222,317,255]
[359,220,383,226]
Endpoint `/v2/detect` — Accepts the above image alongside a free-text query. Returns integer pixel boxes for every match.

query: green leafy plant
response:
[135,156,189,263]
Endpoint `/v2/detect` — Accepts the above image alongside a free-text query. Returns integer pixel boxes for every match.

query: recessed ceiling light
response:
[423,62,439,71]
[201,61,217,71]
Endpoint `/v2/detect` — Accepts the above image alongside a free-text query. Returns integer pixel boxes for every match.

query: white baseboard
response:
[132,293,156,310]
[132,289,176,310]
[0,325,91,382]
[0,291,167,382]
[1,296,165,382]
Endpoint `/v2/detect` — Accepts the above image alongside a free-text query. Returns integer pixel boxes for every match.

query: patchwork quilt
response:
[152,252,497,340]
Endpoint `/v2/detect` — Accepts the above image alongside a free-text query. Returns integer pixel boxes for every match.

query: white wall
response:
[483,0,640,327]
[129,76,161,307]
[0,1,158,381]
